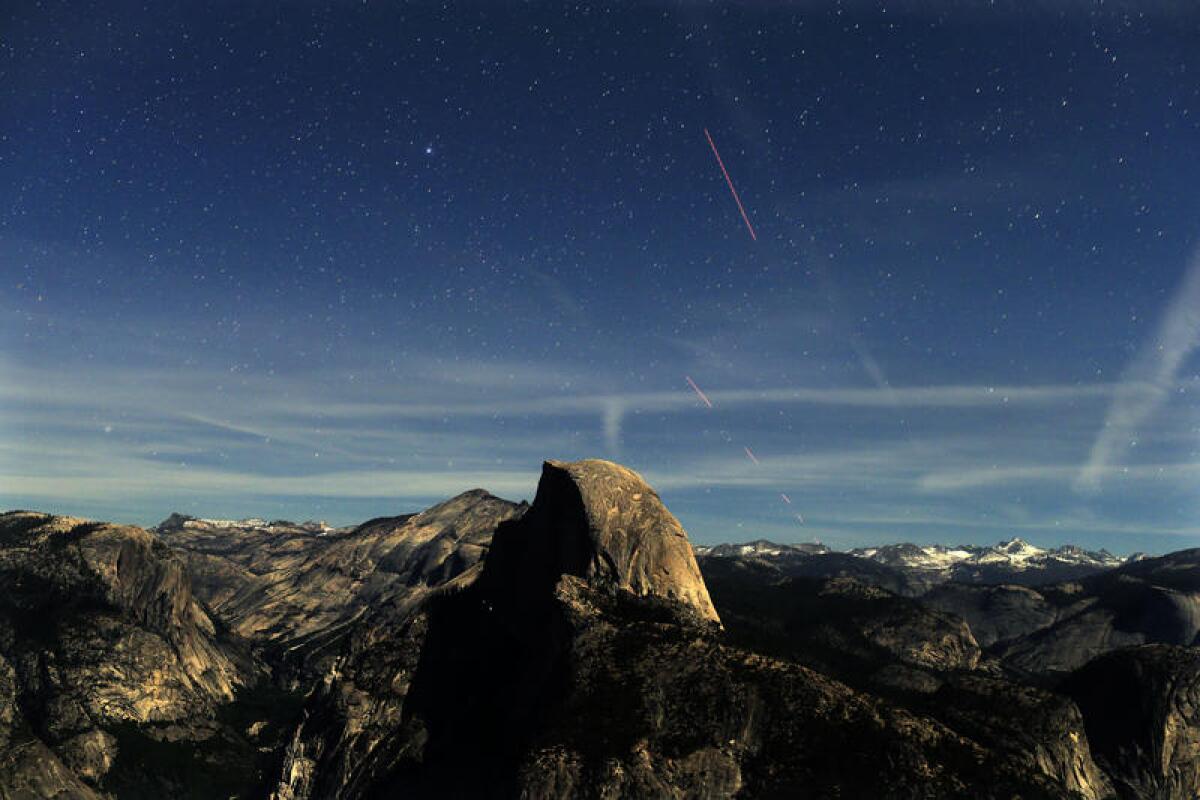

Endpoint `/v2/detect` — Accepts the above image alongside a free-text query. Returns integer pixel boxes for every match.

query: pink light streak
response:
[744,446,760,465]
[685,375,714,409]
[779,492,792,504]
[703,128,758,241]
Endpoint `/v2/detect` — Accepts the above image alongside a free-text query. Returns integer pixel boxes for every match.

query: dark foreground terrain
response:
[2,459,1198,799]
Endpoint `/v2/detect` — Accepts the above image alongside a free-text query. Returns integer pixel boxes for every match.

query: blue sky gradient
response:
[3,2,1199,552]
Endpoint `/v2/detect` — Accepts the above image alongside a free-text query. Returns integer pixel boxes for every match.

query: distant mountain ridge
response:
[851,537,1130,570]
[696,536,1140,588]
[156,512,347,537]
[695,538,831,558]
[162,522,1132,578]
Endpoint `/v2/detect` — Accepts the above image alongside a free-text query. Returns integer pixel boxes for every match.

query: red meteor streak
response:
[685,375,714,409]
[703,127,758,241]
[744,446,760,465]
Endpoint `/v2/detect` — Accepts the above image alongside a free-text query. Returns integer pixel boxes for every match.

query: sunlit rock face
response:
[0,495,530,797]
[0,511,257,793]
[1064,645,1200,800]
[158,490,527,677]
[928,675,1113,800]
[0,513,248,721]
[482,459,720,624]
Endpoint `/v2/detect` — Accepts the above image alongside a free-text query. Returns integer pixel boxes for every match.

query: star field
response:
[2,2,1199,553]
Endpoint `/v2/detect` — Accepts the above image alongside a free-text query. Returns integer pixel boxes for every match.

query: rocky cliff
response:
[1064,645,1200,799]
[0,511,262,796]
[159,490,526,677]
[479,459,719,623]
[991,552,1200,677]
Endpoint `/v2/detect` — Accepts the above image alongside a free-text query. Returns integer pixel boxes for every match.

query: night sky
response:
[3,1,1199,553]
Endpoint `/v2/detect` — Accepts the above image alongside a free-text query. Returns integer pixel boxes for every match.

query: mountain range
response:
[1,459,1198,798]
[696,536,1137,592]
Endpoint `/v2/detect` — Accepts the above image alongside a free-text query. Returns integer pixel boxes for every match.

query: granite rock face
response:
[699,557,981,681]
[0,511,261,796]
[697,555,1119,797]
[929,675,1113,800]
[509,575,1068,800]
[921,582,1061,648]
[482,459,719,623]
[271,458,725,798]
[0,494,526,798]
[1064,645,1200,800]
[159,490,526,677]
[991,552,1200,677]
[0,513,249,719]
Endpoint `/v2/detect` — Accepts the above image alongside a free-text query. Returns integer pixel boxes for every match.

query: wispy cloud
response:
[271,380,1121,422]
[927,461,1199,492]
[2,351,1195,547]
[1076,249,1200,491]
[2,463,539,503]
[0,356,1124,443]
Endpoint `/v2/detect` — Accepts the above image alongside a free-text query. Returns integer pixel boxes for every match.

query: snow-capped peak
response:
[695,539,830,558]
[158,514,344,536]
[849,537,1127,574]
[696,536,1130,580]
[190,517,269,529]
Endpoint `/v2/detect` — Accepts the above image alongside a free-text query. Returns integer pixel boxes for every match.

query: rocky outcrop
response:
[272,459,724,797]
[0,511,261,795]
[700,557,980,684]
[921,582,1061,648]
[0,493,527,798]
[994,553,1200,676]
[823,578,981,673]
[1064,644,1200,800]
[0,650,106,798]
[159,490,526,675]
[930,675,1113,800]
[0,513,249,720]
[510,575,1067,800]
[700,554,1121,797]
[482,459,719,623]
